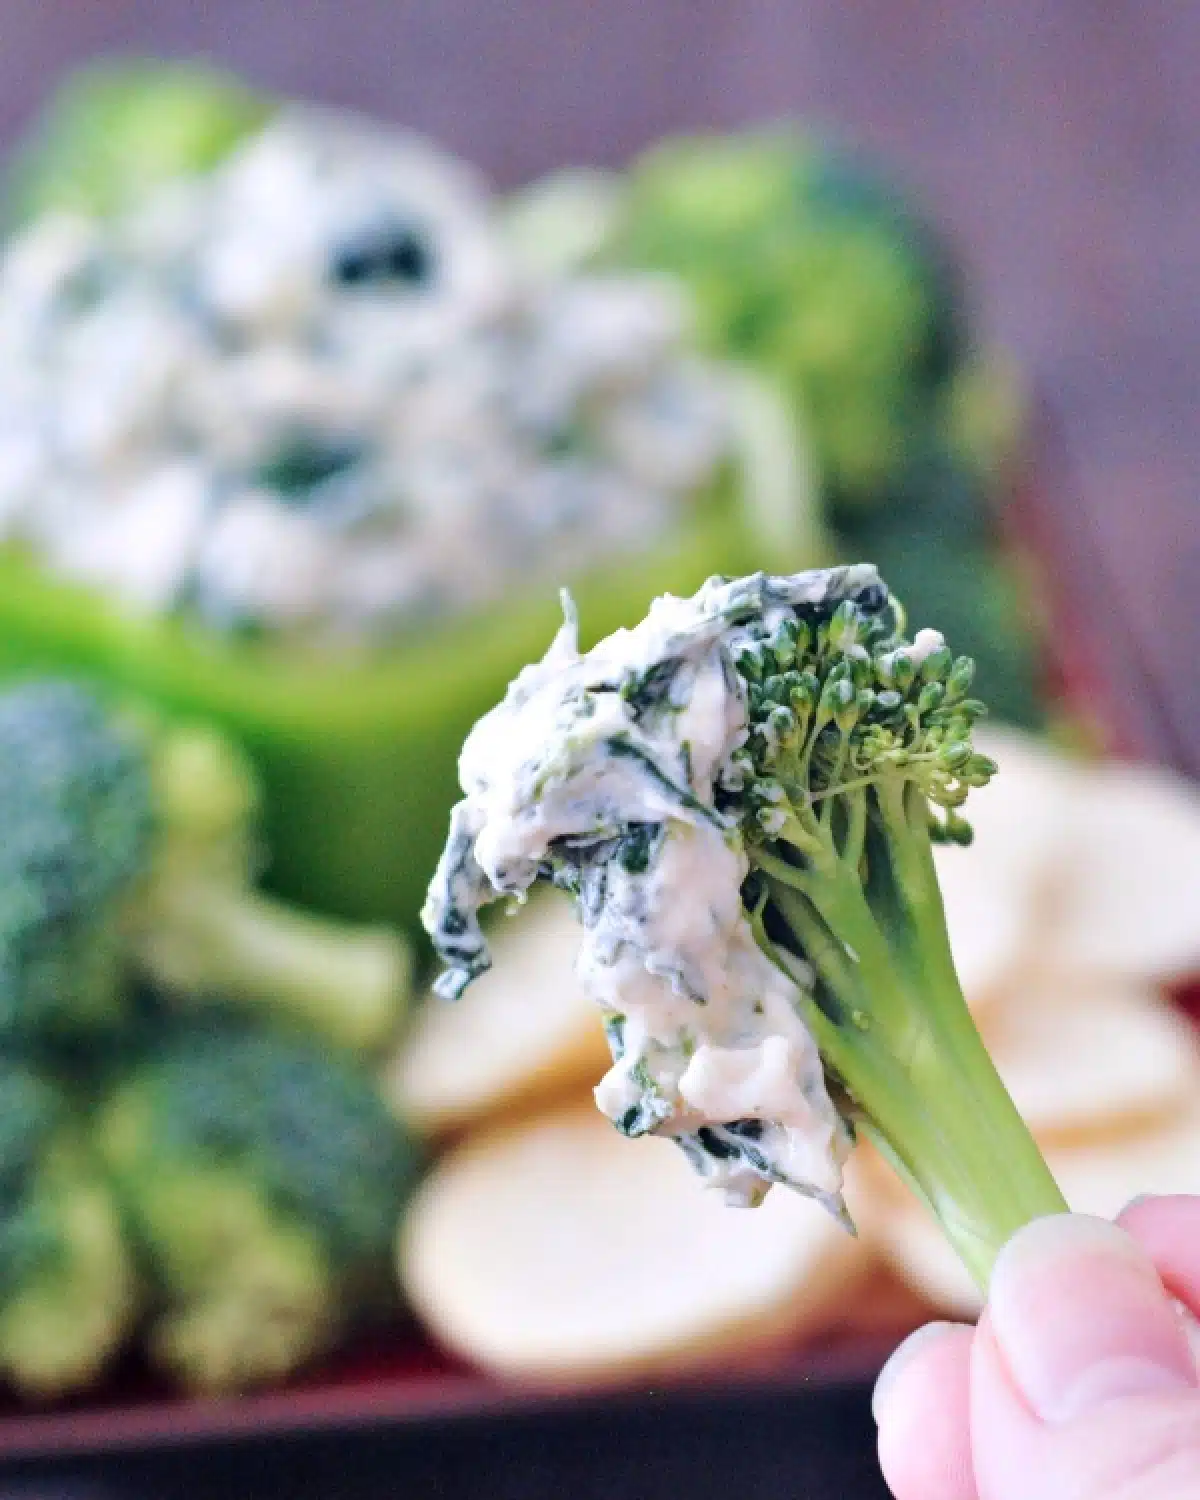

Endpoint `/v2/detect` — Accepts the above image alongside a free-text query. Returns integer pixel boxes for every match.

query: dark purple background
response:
[3,0,1196,766]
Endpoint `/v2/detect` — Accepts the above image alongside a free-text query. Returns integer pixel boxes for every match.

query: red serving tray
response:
[0,413,1192,1461]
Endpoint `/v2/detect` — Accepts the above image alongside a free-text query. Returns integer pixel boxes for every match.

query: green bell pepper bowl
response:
[0,371,821,938]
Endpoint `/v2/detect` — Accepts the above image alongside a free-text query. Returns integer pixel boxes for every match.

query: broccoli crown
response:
[611,128,967,505]
[0,1057,136,1395]
[96,1020,420,1391]
[0,680,154,1039]
[0,676,409,1052]
[106,1021,420,1269]
[722,590,994,851]
[607,128,1045,731]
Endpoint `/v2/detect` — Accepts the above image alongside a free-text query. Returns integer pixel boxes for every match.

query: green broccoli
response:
[0,679,410,1053]
[0,1058,135,1397]
[6,58,273,224]
[96,1019,421,1394]
[423,567,1065,1291]
[524,132,1045,729]
[0,681,153,1042]
[607,128,967,515]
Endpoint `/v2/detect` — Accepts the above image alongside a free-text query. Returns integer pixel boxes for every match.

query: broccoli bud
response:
[96,1020,422,1394]
[0,1059,135,1397]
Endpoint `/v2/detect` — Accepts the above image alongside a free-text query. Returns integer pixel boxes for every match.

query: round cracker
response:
[1044,760,1200,982]
[934,726,1071,1008]
[398,1101,870,1387]
[1047,1098,1200,1215]
[385,897,608,1136]
[980,969,1200,1139]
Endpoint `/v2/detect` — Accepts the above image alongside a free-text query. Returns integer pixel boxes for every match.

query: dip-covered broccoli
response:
[423,568,1065,1287]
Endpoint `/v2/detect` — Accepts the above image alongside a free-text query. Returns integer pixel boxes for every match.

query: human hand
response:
[872,1196,1200,1500]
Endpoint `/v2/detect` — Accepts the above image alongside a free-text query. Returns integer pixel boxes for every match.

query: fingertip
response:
[1117,1192,1200,1228]
[873,1321,967,1423]
[1116,1194,1200,1322]
[875,1322,977,1500]
[973,1312,1200,1500]
[986,1212,1194,1424]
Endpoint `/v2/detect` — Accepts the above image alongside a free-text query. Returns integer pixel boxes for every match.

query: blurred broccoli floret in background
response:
[128,716,411,1054]
[0,682,153,1044]
[0,677,420,1399]
[586,126,1045,728]
[608,128,968,512]
[0,1058,135,1397]
[0,679,410,1054]
[5,58,273,224]
[96,1020,422,1394]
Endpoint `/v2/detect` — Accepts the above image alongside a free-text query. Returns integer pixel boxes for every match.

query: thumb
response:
[971,1214,1200,1500]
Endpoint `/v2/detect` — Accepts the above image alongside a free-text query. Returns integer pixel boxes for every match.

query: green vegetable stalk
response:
[727,586,1066,1283]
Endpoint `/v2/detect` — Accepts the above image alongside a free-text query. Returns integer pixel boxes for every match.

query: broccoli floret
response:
[423,568,1065,1291]
[609,129,967,514]
[0,682,153,1041]
[6,58,273,224]
[602,128,1043,730]
[96,1020,422,1394]
[126,716,412,1053]
[0,679,410,1053]
[0,1058,135,1397]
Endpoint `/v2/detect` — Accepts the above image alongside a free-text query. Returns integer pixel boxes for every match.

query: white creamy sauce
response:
[423,570,886,1214]
[0,108,729,645]
[906,627,947,666]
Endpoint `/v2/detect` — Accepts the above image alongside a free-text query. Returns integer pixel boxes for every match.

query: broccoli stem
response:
[136,883,410,1055]
[757,775,1066,1290]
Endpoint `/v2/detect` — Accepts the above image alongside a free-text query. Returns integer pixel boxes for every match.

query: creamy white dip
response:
[0,108,729,645]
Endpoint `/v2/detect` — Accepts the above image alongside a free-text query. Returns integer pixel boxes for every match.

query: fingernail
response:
[989,1214,1197,1424]
[871,1322,964,1424]
[1178,1303,1200,1375]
